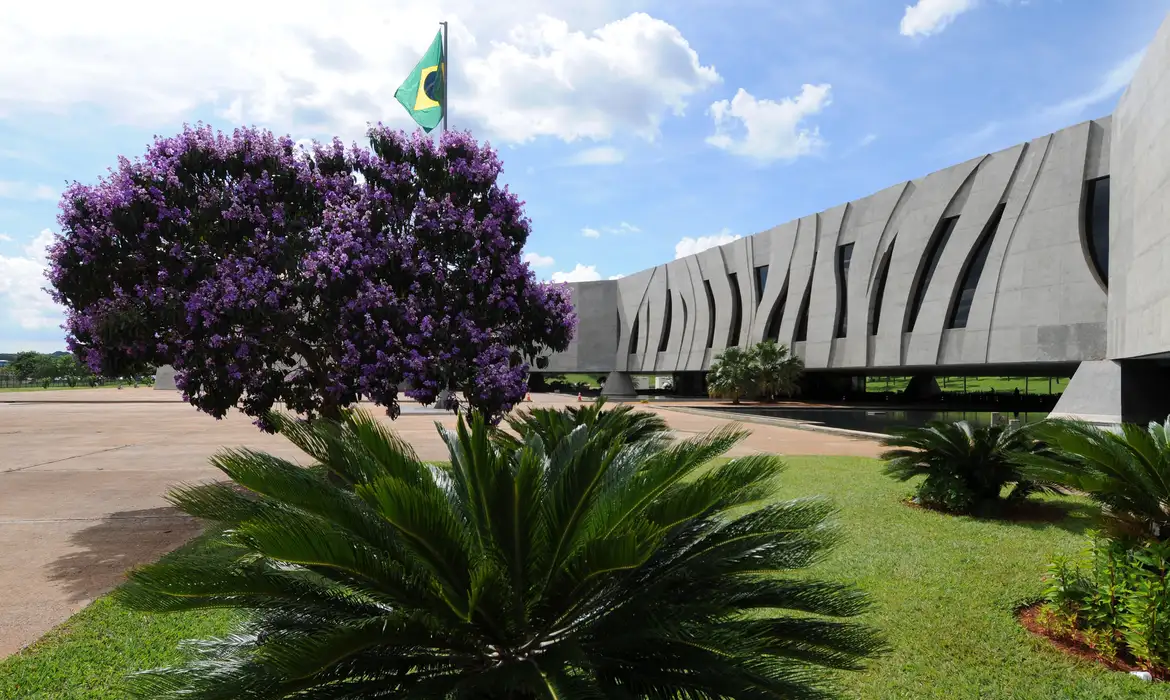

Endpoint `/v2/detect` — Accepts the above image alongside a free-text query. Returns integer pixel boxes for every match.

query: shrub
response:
[1040,535,1170,668]
[755,340,804,401]
[707,342,804,404]
[881,420,1052,513]
[117,406,884,698]
[1016,418,1170,541]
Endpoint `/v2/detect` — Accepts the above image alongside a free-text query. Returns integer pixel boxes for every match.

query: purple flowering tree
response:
[48,124,575,429]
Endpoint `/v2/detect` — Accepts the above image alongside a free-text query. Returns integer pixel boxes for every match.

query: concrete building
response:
[543,11,1170,425]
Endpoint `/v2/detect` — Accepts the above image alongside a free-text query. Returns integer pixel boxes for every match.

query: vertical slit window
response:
[727,274,743,346]
[681,296,688,345]
[794,247,818,343]
[835,243,854,338]
[1085,176,1110,287]
[658,291,673,352]
[764,280,788,342]
[704,280,716,349]
[628,312,640,354]
[948,203,1005,329]
[908,216,958,332]
[870,242,894,336]
[754,265,769,305]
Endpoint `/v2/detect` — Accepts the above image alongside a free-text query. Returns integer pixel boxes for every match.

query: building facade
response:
[544,11,1170,425]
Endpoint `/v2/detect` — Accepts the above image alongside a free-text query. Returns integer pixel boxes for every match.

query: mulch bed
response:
[1017,603,1168,680]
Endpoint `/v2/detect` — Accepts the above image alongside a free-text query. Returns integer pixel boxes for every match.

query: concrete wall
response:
[1108,12,1170,360]
[547,117,1114,374]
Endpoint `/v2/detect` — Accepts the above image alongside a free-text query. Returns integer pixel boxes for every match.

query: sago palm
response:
[1016,418,1170,541]
[119,406,884,698]
[881,420,1050,513]
[495,397,669,453]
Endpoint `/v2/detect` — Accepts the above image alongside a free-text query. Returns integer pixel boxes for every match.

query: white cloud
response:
[0,233,12,242]
[614,221,640,234]
[523,251,555,268]
[608,274,625,280]
[706,85,832,163]
[859,133,878,147]
[0,181,57,201]
[551,264,602,282]
[566,145,625,166]
[1040,49,1145,122]
[0,229,63,330]
[899,0,977,38]
[581,227,601,238]
[674,228,741,259]
[948,50,1145,156]
[0,4,719,145]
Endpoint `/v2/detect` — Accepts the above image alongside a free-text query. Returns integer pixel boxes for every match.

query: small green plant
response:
[1042,535,1170,669]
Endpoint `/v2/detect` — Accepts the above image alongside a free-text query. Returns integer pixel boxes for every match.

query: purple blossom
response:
[48,123,576,428]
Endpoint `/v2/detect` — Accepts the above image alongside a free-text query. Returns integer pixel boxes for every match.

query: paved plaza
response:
[0,389,882,657]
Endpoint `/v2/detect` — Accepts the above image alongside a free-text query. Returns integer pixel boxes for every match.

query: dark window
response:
[704,280,716,348]
[616,309,622,352]
[870,240,894,336]
[681,296,688,344]
[793,247,818,343]
[658,291,673,352]
[793,290,811,342]
[835,243,854,338]
[628,311,640,354]
[764,280,788,342]
[754,265,769,303]
[948,203,1005,329]
[1085,176,1110,287]
[727,273,743,346]
[908,216,958,332]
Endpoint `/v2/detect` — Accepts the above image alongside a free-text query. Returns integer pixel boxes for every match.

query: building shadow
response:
[46,507,202,603]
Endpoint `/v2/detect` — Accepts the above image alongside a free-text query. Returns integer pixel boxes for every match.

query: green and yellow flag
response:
[395,31,445,132]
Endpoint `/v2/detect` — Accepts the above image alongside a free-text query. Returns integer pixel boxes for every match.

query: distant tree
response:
[9,351,51,382]
[707,346,759,404]
[49,124,575,429]
[755,340,804,401]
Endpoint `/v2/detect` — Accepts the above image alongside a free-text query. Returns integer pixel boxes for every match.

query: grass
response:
[865,375,1071,395]
[0,456,1160,698]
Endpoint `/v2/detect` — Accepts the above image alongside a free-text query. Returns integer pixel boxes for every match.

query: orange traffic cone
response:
[577,392,583,402]
[525,392,532,402]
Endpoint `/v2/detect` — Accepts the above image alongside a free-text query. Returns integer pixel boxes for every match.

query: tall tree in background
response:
[706,346,759,404]
[755,339,803,401]
[48,125,575,429]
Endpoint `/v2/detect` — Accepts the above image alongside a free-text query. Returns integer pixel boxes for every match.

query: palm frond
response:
[124,405,882,698]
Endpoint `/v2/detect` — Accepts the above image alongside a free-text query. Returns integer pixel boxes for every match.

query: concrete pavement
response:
[0,389,882,657]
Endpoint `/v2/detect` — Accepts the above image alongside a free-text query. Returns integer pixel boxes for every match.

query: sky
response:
[1,0,1167,352]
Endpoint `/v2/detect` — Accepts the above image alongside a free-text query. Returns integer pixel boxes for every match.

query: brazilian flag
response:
[395,31,445,132]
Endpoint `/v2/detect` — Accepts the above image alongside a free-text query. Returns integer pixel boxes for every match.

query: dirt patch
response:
[1018,603,1167,680]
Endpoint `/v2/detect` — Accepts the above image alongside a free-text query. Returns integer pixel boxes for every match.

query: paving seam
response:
[1,444,136,474]
[657,406,887,441]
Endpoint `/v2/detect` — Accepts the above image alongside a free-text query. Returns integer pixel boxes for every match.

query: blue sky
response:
[1,0,1167,352]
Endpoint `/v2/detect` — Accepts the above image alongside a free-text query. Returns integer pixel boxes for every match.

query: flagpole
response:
[440,21,449,133]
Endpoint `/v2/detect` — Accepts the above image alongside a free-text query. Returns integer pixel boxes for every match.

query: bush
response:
[880,420,1053,513]
[117,404,884,698]
[707,341,804,404]
[1040,535,1170,669]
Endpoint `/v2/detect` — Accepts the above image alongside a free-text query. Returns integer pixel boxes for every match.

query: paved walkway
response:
[0,389,882,657]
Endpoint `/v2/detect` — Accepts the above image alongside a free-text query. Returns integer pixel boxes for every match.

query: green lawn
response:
[0,456,1159,698]
[866,376,1070,395]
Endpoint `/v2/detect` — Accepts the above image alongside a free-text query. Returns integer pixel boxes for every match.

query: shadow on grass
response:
[46,507,202,604]
[906,497,1100,537]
